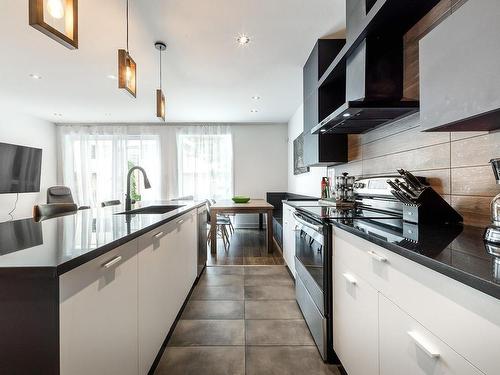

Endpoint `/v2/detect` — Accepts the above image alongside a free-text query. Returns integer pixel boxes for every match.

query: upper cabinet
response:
[420,0,500,132]
[303,40,348,166]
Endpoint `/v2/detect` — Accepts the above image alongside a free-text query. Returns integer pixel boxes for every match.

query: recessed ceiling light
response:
[29,74,42,80]
[320,129,326,133]
[251,96,261,100]
[250,109,258,113]
[107,74,117,80]
[343,113,351,117]
[237,34,251,46]
[53,113,63,117]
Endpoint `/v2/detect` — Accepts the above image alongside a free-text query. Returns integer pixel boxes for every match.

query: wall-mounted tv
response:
[0,142,42,194]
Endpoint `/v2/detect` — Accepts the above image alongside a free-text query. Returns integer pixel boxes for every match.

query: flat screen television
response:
[0,142,42,194]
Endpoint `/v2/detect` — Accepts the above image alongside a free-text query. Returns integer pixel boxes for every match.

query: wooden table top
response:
[210,199,274,210]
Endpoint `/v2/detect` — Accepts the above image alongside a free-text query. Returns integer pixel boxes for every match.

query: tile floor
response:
[155,265,340,375]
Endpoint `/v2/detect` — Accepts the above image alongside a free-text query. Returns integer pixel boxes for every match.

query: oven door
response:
[293,211,331,361]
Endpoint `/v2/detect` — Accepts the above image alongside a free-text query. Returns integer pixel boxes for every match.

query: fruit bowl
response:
[232,196,250,203]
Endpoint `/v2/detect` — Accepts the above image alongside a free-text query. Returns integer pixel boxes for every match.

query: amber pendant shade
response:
[29,0,78,49]
[118,49,137,97]
[156,89,166,121]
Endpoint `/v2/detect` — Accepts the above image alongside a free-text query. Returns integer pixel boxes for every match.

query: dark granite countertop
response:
[285,201,500,300]
[0,200,205,275]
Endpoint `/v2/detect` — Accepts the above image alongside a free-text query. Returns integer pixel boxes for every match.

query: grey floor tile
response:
[245,266,289,276]
[182,300,244,320]
[198,273,244,287]
[155,346,245,375]
[169,320,245,346]
[244,285,295,300]
[244,274,293,287]
[205,266,245,275]
[191,284,244,300]
[246,346,340,375]
[246,320,315,346]
[245,301,302,320]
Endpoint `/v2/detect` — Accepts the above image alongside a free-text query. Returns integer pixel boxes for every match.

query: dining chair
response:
[206,200,232,251]
[210,199,235,234]
[33,203,78,221]
[101,200,121,207]
[47,186,90,210]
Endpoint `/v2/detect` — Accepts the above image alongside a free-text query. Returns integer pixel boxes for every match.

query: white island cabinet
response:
[60,240,139,375]
[60,208,199,375]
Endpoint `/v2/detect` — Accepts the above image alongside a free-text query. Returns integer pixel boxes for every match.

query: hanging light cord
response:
[126,0,129,52]
[159,48,163,90]
[8,193,19,220]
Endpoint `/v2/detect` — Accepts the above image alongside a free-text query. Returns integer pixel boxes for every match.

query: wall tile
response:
[450,132,500,168]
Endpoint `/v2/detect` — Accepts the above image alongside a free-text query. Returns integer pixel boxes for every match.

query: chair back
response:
[171,195,194,201]
[47,186,75,204]
[33,203,78,221]
[101,200,121,207]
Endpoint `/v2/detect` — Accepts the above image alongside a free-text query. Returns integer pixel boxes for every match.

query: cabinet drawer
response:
[334,227,500,374]
[379,294,484,375]
[334,260,378,375]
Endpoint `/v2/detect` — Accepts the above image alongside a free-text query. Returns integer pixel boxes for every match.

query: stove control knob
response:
[355,182,365,189]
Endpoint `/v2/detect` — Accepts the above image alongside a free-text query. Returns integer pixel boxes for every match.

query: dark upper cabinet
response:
[303,39,348,166]
[420,0,500,132]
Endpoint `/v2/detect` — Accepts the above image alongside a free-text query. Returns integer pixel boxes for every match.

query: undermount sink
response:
[115,205,185,215]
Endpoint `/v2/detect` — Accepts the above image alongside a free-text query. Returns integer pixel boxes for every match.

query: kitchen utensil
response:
[394,179,417,199]
[398,169,425,191]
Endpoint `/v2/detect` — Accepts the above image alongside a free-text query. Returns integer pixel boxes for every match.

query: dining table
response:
[209,199,274,254]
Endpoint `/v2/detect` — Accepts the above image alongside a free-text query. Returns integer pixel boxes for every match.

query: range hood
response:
[312,36,419,135]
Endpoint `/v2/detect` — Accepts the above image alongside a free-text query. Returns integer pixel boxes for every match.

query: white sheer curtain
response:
[57,125,162,207]
[176,125,233,200]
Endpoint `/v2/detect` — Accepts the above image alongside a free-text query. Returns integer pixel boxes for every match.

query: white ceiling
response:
[0,0,345,123]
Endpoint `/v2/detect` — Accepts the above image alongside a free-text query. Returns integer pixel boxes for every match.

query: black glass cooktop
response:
[297,206,401,221]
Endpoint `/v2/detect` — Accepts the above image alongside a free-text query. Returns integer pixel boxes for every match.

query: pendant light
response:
[118,0,137,97]
[155,42,167,121]
[29,0,78,49]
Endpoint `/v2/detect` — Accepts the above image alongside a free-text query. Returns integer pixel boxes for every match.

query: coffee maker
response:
[485,158,500,244]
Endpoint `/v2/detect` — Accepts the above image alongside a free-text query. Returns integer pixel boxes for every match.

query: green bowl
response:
[232,196,250,203]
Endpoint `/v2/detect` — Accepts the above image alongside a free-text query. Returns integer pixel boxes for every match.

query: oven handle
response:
[292,212,323,233]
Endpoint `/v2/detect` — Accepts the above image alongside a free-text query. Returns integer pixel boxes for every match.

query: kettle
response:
[484,158,500,244]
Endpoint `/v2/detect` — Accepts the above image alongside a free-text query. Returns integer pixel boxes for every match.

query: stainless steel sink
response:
[115,205,185,215]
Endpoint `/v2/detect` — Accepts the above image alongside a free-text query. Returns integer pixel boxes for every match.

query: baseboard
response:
[148,266,205,374]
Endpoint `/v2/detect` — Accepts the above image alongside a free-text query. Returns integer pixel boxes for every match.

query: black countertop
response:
[0,200,205,276]
[285,201,500,300]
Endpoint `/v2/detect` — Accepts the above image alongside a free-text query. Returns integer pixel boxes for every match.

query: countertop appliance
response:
[485,158,500,244]
[197,205,208,277]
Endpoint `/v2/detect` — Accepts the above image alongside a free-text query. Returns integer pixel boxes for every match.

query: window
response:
[60,128,161,207]
[177,130,233,200]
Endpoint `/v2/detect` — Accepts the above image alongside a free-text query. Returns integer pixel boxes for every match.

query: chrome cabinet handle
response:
[153,231,164,239]
[342,272,357,285]
[367,250,387,263]
[103,256,122,269]
[177,219,184,225]
[407,331,440,359]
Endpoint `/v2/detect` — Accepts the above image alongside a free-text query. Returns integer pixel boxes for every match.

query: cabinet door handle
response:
[342,273,357,285]
[103,256,122,269]
[367,250,387,263]
[407,331,440,359]
[177,219,184,225]
[154,231,164,239]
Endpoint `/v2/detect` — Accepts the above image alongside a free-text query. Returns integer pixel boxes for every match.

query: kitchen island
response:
[0,200,205,375]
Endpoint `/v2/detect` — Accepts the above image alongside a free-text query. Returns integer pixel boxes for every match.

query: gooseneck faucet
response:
[125,166,152,211]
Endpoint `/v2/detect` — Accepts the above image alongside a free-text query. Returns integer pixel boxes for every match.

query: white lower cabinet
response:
[138,211,197,374]
[282,203,296,277]
[334,260,379,375]
[379,294,484,375]
[60,240,139,375]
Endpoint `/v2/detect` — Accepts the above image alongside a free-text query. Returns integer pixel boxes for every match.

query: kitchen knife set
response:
[386,169,428,206]
[388,169,463,224]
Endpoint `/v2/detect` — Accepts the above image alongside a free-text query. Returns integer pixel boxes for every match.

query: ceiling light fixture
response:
[250,109,258,113]
[155,41,167,122]
[251,96,261,100]
[29,0,78,49]
[343,113,351,117]
[118,0,137,97]
[53,113,63,117]
[29,74,42,80]
[237,34,251,46]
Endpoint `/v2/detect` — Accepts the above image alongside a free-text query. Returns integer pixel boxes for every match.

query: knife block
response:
[402,187,463,224]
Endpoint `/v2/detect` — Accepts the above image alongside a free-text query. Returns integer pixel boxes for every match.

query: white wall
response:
[232,123,288,227]
[287,104,326,197]
[0,111,57,219]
